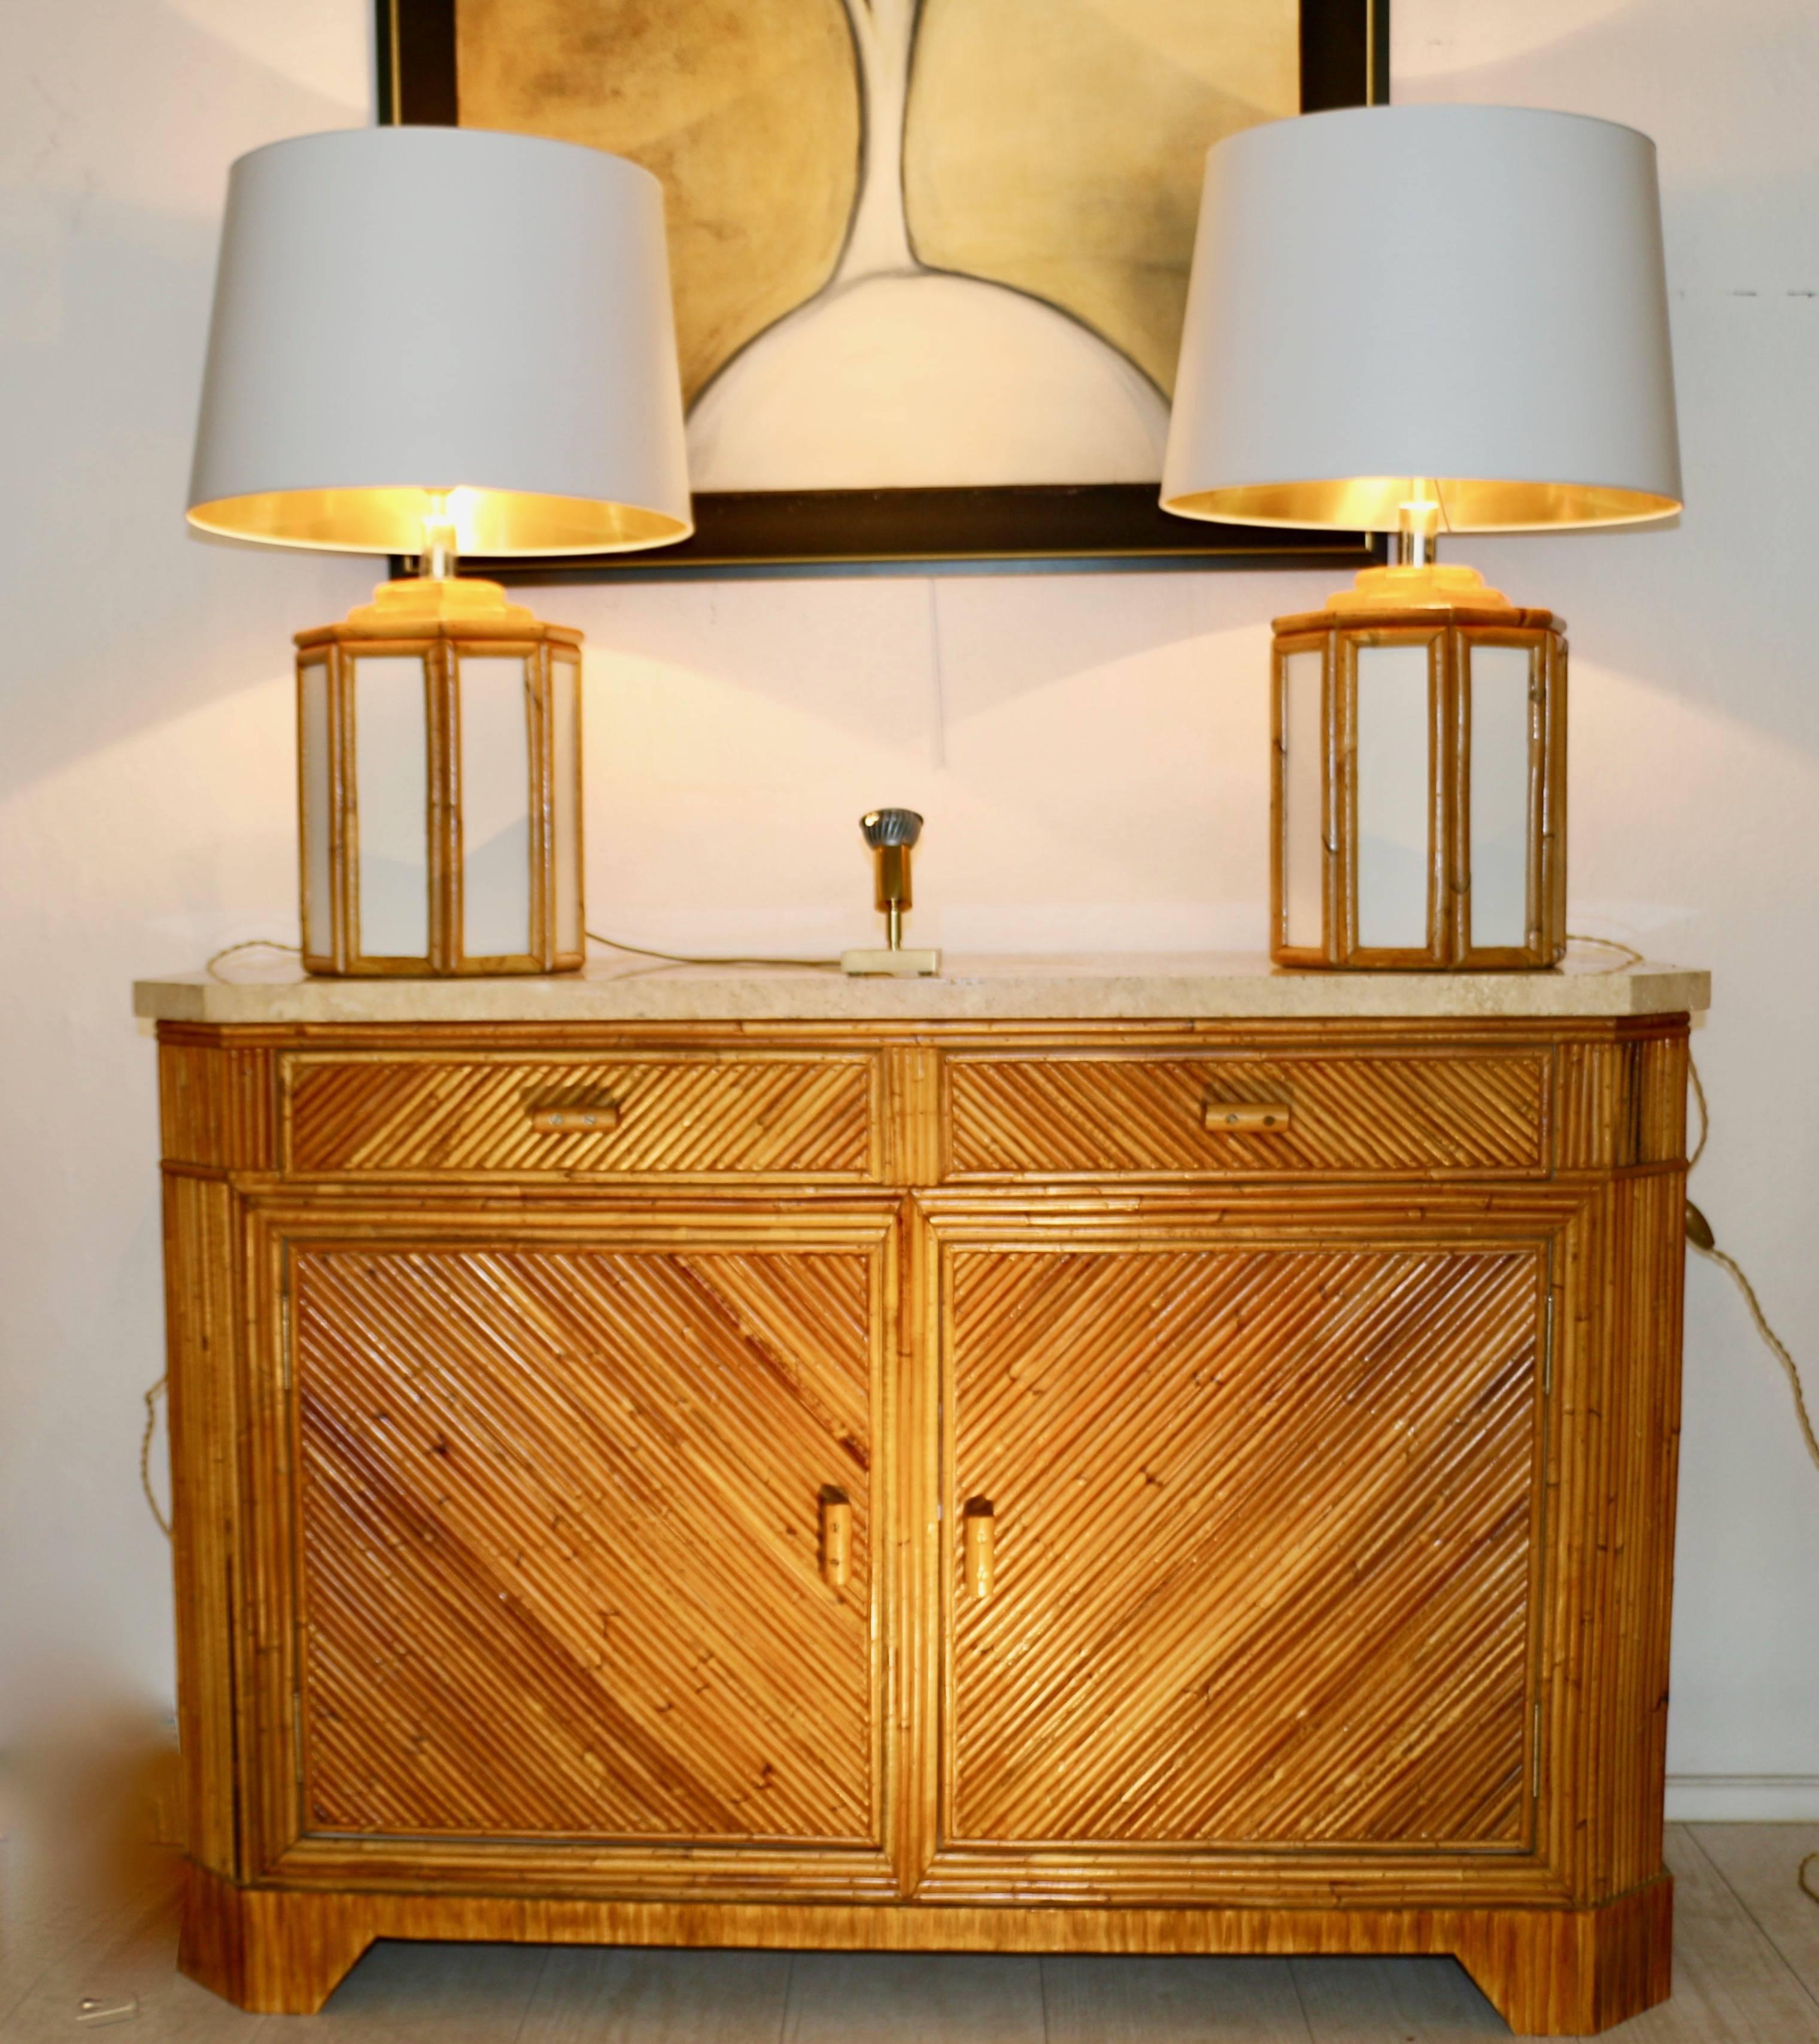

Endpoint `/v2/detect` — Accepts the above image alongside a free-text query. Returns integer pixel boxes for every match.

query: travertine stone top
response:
[135,952,1709,1026]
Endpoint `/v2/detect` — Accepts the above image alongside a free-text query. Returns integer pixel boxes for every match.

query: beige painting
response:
[457,0,861,406]
[456,0,1301,493]
[906,0,1298,397]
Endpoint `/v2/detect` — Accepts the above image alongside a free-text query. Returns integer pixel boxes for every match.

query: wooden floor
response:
[2,1828,1815,2043]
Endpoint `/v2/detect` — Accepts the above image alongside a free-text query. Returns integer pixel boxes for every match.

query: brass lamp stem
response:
[421,491,460,581]
[874,842,910,946]
[1395,490,1441,569]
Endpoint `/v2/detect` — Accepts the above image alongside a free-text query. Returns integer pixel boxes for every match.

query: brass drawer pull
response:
[819,1492,852,1590]
[1203,1098,1293,1134]
[527,1103,621,1134]
[963,1504,995,1601]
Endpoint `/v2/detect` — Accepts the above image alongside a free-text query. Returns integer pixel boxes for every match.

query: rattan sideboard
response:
[139,959,1706,2035]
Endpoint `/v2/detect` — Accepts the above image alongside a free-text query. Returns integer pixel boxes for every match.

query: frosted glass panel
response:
[458,657,533,960]
[353,656,429,959]
[1355,643,1432,952]
[1282,652,1325,949]
[299,661,334,959]
[1469,645,1534,951]
[551,658,582,958]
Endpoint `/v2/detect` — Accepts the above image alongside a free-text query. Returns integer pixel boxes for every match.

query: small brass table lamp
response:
[842,810,939,976]
[1161,105,1682,970]
[187,126,692,976]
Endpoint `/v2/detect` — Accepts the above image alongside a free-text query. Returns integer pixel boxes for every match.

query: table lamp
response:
[188,127,692,976]
[1161,105,1681,970]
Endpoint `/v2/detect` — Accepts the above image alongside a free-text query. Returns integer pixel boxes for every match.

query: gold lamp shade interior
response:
[186,484,691,557]
[1163,475,1681,533]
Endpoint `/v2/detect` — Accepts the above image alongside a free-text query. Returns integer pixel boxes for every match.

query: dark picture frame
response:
[378,0,1390,581]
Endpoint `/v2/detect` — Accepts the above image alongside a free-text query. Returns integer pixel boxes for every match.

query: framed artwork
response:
[378,0,1390,578]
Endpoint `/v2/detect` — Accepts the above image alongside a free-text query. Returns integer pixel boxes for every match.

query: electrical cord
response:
[1566,931,1645,972]
[1689,1054,1709,1172]
[141,1378,170,1539]
[1686,1196,1819,1477]
[203,933,845,975]
[586,930,840,971]
[205,938,301,982]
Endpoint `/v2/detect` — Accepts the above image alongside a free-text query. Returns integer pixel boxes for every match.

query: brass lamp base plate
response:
[338,576,548,638]
[842,948,942,977]
[1329,563,1514,613]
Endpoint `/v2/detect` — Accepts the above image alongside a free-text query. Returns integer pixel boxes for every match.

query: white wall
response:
[2,0,1815,1814]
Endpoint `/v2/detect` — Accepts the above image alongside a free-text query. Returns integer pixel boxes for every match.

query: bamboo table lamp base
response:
[1270,572,1567,970]
[294,578,587,976]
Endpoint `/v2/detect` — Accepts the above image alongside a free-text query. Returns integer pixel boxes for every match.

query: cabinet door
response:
[256,1205,897,1894]
[931,1217,1548,1879]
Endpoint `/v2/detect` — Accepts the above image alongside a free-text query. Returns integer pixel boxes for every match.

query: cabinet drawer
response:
[283,1050,879,1179]
[945,1048,1550,1179]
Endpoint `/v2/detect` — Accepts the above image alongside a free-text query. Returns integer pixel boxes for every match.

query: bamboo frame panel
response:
[291,1244,877,1843]
[238,1198,903,1894]
[1452,630,1568,970]
[180,1852,1670,2033]
[156,1018,1692,1194]
[157,1012,1683,1058]
[160,1038,279,1171]
[1556,1030,1689,1171]
[1270,609,1568,971]
[906,1181,1666,1917]
[1338,625,1451,969]
[912,1195,1568,1908]
[940,1234,1547,1851]
[294,622,585,978]
[1544,1168,1687,1900]
[163,1173,248,1876]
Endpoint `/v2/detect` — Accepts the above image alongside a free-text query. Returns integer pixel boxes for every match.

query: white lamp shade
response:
[188,126,693,555]
[1161,105,1682,532]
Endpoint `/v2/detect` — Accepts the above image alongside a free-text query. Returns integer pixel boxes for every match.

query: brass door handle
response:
[527,1102,621,1134]
[963,1505,995,1601]
[1203,1098,1293,1134]
[820,1492,852,1590]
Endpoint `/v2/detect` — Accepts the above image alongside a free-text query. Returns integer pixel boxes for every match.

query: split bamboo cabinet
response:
[135,953,1711,2036]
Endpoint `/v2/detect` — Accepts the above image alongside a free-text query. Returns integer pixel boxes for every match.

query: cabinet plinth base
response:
[179,1861,1671,2035]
